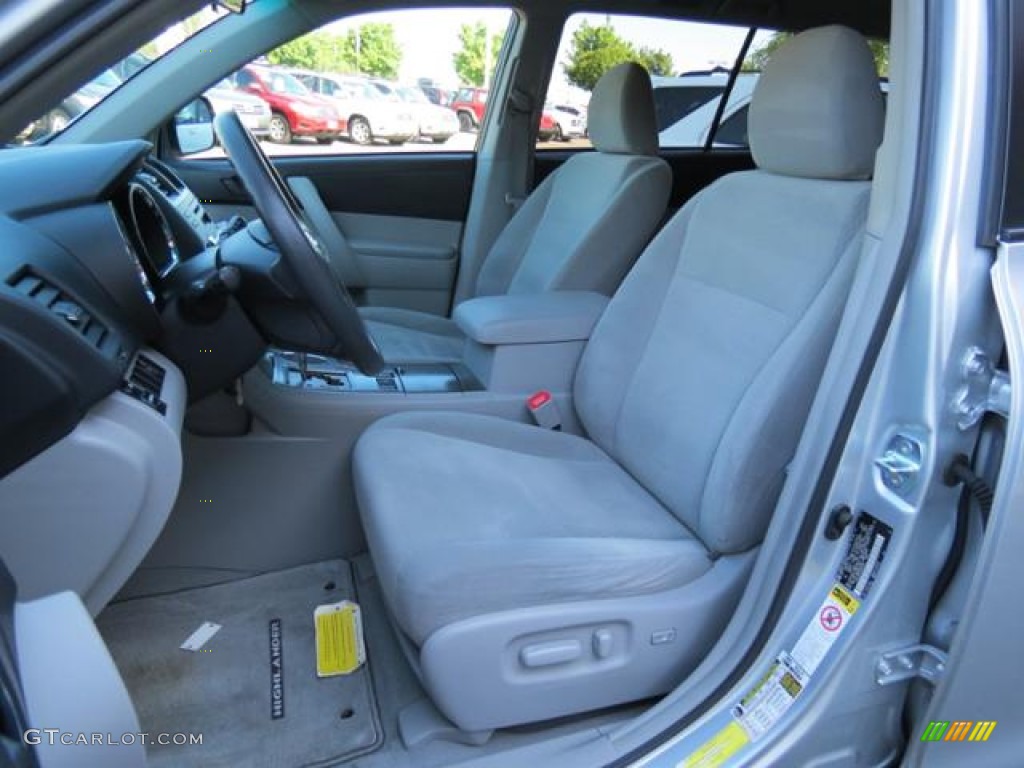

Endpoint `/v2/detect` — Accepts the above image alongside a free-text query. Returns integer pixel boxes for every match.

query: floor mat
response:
[98,560,381,767]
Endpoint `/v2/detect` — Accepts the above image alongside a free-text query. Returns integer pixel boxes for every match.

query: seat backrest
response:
[473,62,671,299]
[574,26,885,554]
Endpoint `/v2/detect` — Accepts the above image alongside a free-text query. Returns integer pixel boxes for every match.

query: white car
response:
[652,71,760,147]
[545,103,586,141]
[379,82,459,143]
[291,70,417,146]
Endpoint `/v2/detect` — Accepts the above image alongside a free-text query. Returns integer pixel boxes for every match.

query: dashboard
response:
[0,140,257,479]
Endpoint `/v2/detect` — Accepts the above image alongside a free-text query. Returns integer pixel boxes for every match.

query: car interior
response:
[0,0,957,765]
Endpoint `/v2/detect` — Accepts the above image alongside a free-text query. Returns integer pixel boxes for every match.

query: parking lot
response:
[198,131,591,159]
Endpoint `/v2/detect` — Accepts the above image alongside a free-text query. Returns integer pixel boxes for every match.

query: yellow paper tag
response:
[314,601,365,677]
[682,721,750,768]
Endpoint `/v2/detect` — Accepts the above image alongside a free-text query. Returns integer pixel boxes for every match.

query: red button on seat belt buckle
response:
[527,390,561,430]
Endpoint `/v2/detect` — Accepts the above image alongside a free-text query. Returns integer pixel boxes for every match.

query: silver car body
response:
[391,83,460,142]
[203,78,272,137]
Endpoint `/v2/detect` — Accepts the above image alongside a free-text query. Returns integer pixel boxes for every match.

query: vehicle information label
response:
[836,512,892,598]
[678,514,893,767]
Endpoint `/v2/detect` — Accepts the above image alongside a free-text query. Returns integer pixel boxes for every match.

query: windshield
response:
[267,72,309,96]
[12,6,228,144]
[400,87,429,104]
[347,82,382,101]
[373,85,401,103]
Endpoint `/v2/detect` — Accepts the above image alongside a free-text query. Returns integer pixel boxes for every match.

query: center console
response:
[260,350,482,393]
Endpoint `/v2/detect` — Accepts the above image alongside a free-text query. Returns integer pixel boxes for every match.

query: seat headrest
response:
[588,62,658,156]
[749,25,885,180]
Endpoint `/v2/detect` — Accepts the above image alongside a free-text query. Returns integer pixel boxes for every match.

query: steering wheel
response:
[213,111,384,374]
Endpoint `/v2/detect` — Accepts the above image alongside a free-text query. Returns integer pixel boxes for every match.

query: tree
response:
[636,46,674,77]
[563,21,674,91]
[744,32,889,76]
[345,23,402,79]
[267,31,348,72]
[267,24,401,78]
[453,22,505,87]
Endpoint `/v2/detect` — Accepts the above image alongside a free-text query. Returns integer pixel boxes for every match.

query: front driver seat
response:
[356,62,671,363]
[353,26,884,732]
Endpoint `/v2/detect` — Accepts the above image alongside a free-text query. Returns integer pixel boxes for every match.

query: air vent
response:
[137,169,178,200]
[375,372,400,392]
[143,158,185,193]
[120,353,167,414]
[10,270,111,351]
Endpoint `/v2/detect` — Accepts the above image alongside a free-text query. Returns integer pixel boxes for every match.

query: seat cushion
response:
[353,411,711,646]
[358,306,464,364]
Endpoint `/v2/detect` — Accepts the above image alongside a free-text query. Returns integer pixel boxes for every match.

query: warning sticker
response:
[681,722,750,768]
[788,584,859,679]
[730,658,804,741]
[836,512,892,598]
[314,601,366,677]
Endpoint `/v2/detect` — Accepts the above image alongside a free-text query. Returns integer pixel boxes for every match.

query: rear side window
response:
[542,19,888,151]
[541,14,775,150]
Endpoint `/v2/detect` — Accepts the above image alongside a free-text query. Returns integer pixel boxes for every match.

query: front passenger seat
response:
[353,26,884,732]
[358,62,672,363]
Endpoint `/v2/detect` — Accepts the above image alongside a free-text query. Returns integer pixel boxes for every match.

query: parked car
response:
[234,64,343,144]
[14,68,121,143]
[450,86,488,132]
[292,72,416,146]
[204,78,272,139]
[454,87,559,141]
[537,107,558,141]
[373,81,459,143]
[651,71,760,147]
[544,102,585,141]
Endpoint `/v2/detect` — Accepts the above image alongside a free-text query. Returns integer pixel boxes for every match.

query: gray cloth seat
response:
[354,25,885,731]
[361,62,671,363]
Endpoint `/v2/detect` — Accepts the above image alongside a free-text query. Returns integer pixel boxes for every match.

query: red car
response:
[450,86,488,133]
[451,86,560,141]
[235,64,344,144]
[538,108,558,141]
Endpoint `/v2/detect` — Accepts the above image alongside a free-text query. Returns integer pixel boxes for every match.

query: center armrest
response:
[453,292,609,345]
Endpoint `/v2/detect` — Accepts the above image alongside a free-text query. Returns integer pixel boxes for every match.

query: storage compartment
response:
[261,349,482,394]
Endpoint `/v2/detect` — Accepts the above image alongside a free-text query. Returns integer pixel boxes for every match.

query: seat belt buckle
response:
[527,390,561,430]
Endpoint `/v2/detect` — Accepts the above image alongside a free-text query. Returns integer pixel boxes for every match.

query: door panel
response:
[166,152,476,316]
[337,211,461,315]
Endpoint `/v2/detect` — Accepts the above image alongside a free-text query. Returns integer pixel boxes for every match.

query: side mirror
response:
[173,97,216,155]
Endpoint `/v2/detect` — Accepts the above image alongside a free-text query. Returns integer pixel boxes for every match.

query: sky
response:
[324,9,775,105]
